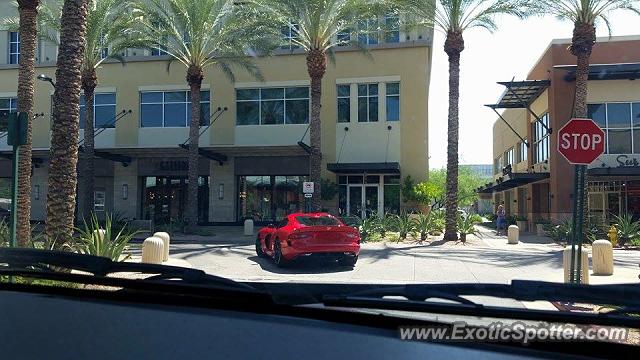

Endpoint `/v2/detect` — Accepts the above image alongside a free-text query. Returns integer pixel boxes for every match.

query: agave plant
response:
[457,213,482,243]
[429,209,446,236]
[379,214,399,238]
[359,215,381,243]
[612,213,640,247]
[74,213,139,261]
[413,213,432,242]
[395,213,416,242]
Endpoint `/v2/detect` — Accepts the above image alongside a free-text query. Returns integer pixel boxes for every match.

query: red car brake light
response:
[289,232,312,240]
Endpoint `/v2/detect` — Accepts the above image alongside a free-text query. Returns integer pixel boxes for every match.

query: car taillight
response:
[345,232,359,239]
[289,232,312,240]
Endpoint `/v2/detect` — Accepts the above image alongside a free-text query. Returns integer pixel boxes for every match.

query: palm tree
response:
[533,1,640,240]
[250,0,390,211]
[39,0,150,220]
[394,0,528,241]
[45,0,90,245]
[134,0,278,230]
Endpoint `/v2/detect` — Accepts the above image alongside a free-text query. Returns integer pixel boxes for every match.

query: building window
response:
[517,141,528,163]
[0,97,18,114]
[236,87,309,126]
[337,85,350,123]
[386,82,400,121]
[357,84,378,122]
[533,113,550,163]
[140,90,210,128]
[94,190,106,212]
[80,93,116,129]
[384,14,400,43]
[238,175,307,222]
[494,155,503,175]
[358,19,379,45]
[281,22,300,50]
[383,175,400,215]
[589,102,640,154]
[504,147,514,167]
[8,32,19,64]
[337,28,351,46]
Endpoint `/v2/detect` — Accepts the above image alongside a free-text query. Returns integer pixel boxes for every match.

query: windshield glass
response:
[1,0,639,349]
[296,216,342,226]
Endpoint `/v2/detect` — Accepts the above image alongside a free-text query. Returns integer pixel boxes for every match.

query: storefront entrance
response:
[338,175,400,218]
[141,176,209,225]
[587,180,640,224]
[237,175,307,222]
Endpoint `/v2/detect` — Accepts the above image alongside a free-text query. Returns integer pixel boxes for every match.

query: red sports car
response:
[256,213,360,267]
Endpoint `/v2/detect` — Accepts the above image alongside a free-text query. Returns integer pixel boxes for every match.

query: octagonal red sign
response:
[557,118,605,165]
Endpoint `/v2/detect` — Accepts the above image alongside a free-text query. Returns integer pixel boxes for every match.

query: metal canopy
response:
[178,143,228,165]
[477,172,549,194]
[327,162,400,174]
[556,62,640,81]
[78,145,132,165]
[486,80,550,110]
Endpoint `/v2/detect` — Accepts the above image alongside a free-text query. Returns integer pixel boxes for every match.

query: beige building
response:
[482,36,640,229]
[0,3,432,225]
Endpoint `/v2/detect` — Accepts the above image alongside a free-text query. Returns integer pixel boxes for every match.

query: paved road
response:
[148,227,640,286]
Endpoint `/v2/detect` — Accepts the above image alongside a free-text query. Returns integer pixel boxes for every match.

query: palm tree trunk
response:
[186,65,204,231]
[15,0,39,247]
[45,0,89,245]
[443,31,464,241]
[307,49,326,211]
[570,22,596,239]
[81,68,97,222]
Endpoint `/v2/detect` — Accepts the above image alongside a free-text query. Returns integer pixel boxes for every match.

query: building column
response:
[210,157,235,223]
[113,160,138,220]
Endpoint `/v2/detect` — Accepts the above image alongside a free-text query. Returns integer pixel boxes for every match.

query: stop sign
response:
[557,118,605,165]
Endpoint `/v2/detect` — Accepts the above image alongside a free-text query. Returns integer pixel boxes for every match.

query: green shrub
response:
[359,216,380,242]
[394,213,415,242]
[379,214,397,238]
[413,213,432,242]
[544,219,573,243]
[457,213,482,243]
[429,209,445,235]
[74,213,138,261]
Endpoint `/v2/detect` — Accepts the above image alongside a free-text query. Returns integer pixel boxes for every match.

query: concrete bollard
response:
[153,232,171,262]
[507,225,519,244]
[244,219,254,236]
[563,246,589,284]
[592,240,614,276]
[142,237,164,264]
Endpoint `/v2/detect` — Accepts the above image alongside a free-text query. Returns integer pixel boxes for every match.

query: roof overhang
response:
[486,80,551,109]
[555,63,640,81]
[588,167,640,177]
[327,162,400,174]
[478,172,550,194]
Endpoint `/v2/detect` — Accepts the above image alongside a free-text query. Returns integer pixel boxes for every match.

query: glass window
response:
[337,85,351,123]
[386,82,400,121]
[588,103,606,128]
[236,87,309,125]
[633,103,640,127]
[504,147,514,167]
[296,216,341,226]
[94,190,106,212]
[517,141,528,163]
[357,83,379,122]
[337,29,351,46]
[80,93,116,129]
[281,22,300,50]
[358,19,379,45]
[533,113,550,163]
[384,175,400,215]
[238,175,307,222]
[591,102,640,154]
[140,90,210,128]
[8,31,20,64]
[608,129,632,154]
[607,103,631,128]
[384,15,400,43]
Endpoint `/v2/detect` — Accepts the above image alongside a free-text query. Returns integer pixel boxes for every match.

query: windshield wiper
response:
[321,281,640,328]
[0,248,267,298]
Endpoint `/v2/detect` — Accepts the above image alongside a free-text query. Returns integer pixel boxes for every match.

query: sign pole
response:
[575,164,587,284]
[569,165,580,283]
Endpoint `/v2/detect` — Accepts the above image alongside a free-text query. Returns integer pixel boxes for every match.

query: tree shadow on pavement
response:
[247,256,356,275]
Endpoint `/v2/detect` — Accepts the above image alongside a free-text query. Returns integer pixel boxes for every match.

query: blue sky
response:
[427,12,640,169]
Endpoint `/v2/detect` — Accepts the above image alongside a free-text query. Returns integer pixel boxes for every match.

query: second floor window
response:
[589,102,640,154]
[517,141,528,163]
[80,93,116,129]
[533,113,550,164]
[236,87,309,126]
[384,15,400,43]
[358,84,378,122]
[337,85,350,123]
[494,156,503,175]
[9,32,20,64]
[504,147,514,167]
[281,23,300,50]
[0,97,18,114]
[358,19,379,45]
[140,90,210,128]
[386,82,400,121]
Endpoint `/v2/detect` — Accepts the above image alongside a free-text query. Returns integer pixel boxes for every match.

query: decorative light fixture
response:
[34,185,40,200]
[122,184,128,200]
[218,184,224,200]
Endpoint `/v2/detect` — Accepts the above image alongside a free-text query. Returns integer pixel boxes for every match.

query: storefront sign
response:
[616,155,640,168]
[156,161,188,172]
[303,182,314,194]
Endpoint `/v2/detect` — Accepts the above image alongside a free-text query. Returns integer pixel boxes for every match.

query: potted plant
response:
[515,215,528,232]
[457,213,482,243]
[534,219,550,236]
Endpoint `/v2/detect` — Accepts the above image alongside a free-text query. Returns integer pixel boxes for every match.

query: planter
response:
[516,221,528,233]
[536,224,546,237]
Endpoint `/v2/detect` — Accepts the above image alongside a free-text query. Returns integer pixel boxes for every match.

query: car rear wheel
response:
[339,255,358,267]
[273,240,288,267]
[255,236,265,258]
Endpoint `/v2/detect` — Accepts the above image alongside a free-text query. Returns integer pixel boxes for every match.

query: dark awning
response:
[588,167,640,176]
[556,63,640,81]
[486,80,551,109]
[327,162,400,174]
[478,172,549,194]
